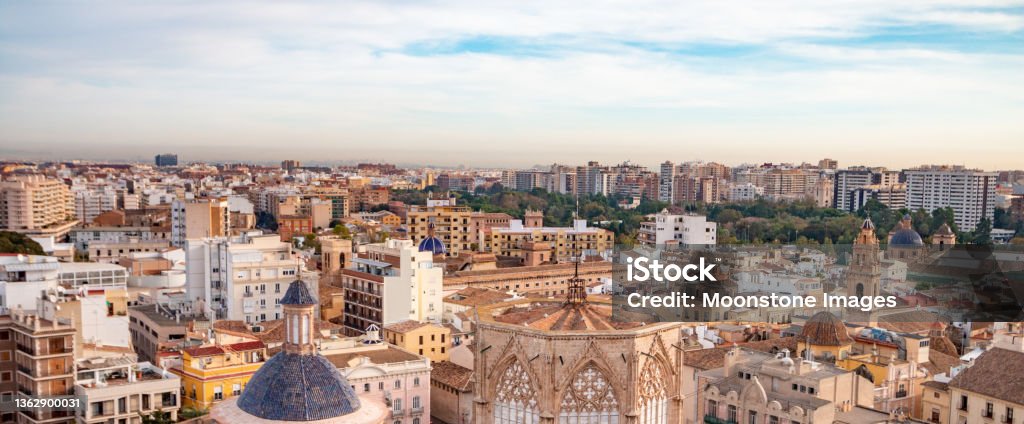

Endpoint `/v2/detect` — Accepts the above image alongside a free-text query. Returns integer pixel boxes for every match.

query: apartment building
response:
[406,203,473,255]
[905,166,997,231]
[383,320,451,362]
[170,198,230,247]
[73,358,181,424]
[184,232,317,323]
[936,348,1024,424]
[338,238,442,336]
[5,308,77,424]
[485,215,614,262]
[835,167,902,212]
[171,341,267,409]
[638,211,717,246]
[0,175,76,238]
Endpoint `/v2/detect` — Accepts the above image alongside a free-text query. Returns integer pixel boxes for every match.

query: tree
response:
[0,231,45,255]
[140,410,174,424]
[332,224,351,239]
[304,234,323,252]
[972,218,993,245]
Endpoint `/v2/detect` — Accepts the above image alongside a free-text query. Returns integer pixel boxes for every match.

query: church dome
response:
[934,223,954,236]
[236,353,362,421]
[235,280,362,421]
[889,228,924,246]
[800,311,853,346]
[418,221,447,255]
[418,236,447,255]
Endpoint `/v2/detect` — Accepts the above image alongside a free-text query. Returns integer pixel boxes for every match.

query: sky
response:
[1,1,1023,169]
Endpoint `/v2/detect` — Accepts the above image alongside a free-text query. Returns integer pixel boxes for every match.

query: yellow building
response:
[485,218,615,262]
[171,341,267,410]
[383,320,451,362]
[407,204,473,255]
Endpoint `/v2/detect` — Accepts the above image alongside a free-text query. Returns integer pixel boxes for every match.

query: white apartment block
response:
[834,167,901,212]
[0,174,76,237]
[185,232,317,323]
[339,239,443,336]
[904,167,997,231]
[728,182,764,202]
[638,210,717,246]
[74,189,119,223]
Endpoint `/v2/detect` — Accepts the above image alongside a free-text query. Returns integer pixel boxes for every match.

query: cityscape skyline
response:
[2,1,1023,169]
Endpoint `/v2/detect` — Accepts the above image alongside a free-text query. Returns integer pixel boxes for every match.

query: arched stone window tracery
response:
[493,360,540,424]
[558,362,619,423]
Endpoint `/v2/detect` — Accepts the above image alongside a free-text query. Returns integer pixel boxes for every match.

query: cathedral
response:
[471,297,686,424]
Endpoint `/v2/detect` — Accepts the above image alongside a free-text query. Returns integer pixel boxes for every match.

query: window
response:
[213,386,223,401]
[959,395,968,411]
[1008,408,1015,422]
[394,379,401,389]
[931,408,940,422]
[985,402,993,418]
[748,410,758,424]
[118,397,127,414]
[707,400,718,418]
[727,405,737,422]
[232,383,241,396]
[393,398,402,411]
[413,377,420,387]
[364,383,370,392]
[379,382,384,391]
[769,416,779,424]
[412,396,420,409]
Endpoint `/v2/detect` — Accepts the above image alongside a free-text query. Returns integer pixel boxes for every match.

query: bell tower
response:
[847,218,881,298]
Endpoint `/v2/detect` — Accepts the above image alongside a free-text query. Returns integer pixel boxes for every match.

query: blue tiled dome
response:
[418,236,447,255]
[280,280,317,305]
[236,353,361,421]
[890,228,924,246]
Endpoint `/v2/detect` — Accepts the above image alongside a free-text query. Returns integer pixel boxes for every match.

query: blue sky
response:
[1,1,1022,169]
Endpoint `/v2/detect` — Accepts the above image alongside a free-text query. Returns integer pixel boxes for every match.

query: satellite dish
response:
[48,294,58,303]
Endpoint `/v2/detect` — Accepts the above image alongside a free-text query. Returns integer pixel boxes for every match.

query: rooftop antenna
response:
[565,190,587,306]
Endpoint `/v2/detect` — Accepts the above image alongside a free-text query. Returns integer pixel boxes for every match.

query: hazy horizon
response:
[2,1,1023,169]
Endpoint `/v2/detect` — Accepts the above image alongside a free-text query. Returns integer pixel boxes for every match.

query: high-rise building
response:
[0,174,76,238]
[904,166,997,231]
[659,161,676,203]
[280,159,301,171]
[170,198,230,247]
[154,153,178,167]
[834,167,901,212]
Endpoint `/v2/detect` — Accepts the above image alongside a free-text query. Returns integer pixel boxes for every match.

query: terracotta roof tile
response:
[948,348,1024,404]
[432,361,473,391]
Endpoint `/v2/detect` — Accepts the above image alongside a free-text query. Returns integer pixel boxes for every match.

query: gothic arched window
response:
[493,360,540,424]
[637,359,668,424]
[559,363,619,423]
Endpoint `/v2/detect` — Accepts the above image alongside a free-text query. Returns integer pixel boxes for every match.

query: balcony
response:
[243,291,254,298]
[391,409,405,418]
[704,415,737,424]
[410,407,424,415]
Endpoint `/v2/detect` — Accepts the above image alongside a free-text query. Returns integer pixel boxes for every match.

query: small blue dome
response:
[418,236,447,255]
[890,228,924,246]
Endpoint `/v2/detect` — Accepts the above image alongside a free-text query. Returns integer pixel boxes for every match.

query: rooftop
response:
[948,348,1024,405]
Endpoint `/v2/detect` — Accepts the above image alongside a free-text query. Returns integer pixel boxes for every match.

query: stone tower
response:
[847,218,881,298]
